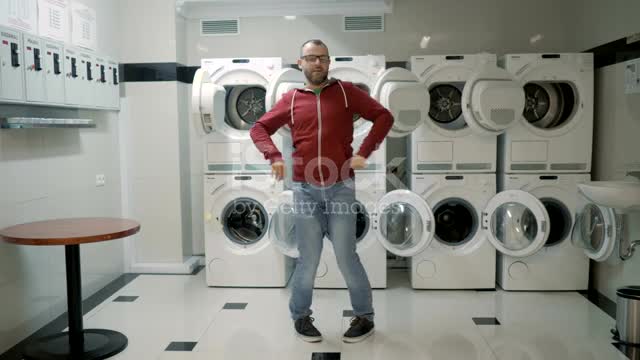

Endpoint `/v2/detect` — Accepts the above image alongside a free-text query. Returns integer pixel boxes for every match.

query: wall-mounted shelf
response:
[0,117,96,129]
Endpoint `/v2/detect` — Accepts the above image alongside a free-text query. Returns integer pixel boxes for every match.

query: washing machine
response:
[203,173,293,287]
[192,57,284,174]
[312,170,388,289]
[498,53,594,173]
[495,173,594,291]
[408,54,525,173]
[408,173,497,289]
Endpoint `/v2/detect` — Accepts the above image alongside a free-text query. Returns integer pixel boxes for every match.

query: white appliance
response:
[495,173,596,290]
[408,174,497,289]
[203,173,293,287]
[498,53,594,173]
[313,167,388,289]
[192,57,284,173]
[408,54,525,173]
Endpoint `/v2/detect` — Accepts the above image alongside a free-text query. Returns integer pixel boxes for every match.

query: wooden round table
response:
[0,217,140,360]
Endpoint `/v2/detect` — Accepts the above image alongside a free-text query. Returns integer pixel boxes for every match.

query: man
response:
[249,39,393,343]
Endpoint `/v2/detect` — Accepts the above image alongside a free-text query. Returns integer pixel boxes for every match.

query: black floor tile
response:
[165,342,197,351]
[311,353,341,360]
[472,317,501,325]
[223,302,248,310]
[113,296,138,302]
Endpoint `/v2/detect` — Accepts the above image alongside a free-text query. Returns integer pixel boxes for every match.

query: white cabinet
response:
[1,26,119,110]
[43,40,65,104]
[0,26,25,102]
[64,47,83,105]
[106,58,120,109]
[23,34,47,103]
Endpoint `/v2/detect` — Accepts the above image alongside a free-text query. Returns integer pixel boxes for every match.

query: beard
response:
[303,68,328,86]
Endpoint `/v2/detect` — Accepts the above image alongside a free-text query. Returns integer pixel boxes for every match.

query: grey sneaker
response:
[294,316,322,342]
[343,316,375,343]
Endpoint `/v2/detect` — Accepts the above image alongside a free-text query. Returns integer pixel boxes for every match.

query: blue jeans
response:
[289,178,374,321]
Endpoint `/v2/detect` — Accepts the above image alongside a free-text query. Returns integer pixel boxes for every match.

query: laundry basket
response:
[614,286,640,345]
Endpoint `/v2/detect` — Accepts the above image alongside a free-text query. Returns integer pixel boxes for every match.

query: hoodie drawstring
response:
[337,80,349,109]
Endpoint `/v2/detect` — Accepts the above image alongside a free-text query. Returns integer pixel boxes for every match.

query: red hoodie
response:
[250,78,394,186]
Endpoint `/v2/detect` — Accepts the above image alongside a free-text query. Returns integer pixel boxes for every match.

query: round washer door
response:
[268,190,299,258]
[482,190,550,257]
[374,189,435,257]
[571,202,617,262]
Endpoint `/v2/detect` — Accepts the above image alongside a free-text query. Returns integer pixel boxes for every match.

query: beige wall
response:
[569,0,640,51]
[118,0,196,265]
[567,0,640,300]
[185,0,575,65]
[591,63,640,300]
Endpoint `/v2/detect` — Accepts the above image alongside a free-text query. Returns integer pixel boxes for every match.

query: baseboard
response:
[129,255,203,274]
[579,289,617,319]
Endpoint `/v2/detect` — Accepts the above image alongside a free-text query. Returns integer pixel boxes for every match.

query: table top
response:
[0,218,140,246]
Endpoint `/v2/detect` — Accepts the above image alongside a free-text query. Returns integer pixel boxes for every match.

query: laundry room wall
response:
[568,0,640,52]
[118,0,197,270]
[569,0,640,301]
[184,0,575,65]
[0,0,123,354]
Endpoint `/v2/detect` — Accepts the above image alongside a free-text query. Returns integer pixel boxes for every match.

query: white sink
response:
[578,181,640,212]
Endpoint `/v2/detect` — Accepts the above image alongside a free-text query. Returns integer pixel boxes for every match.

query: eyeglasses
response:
[300,55,330,64]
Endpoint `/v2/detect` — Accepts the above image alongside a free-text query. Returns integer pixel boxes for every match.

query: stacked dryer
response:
[192,57,295,287]
[495,53,597,290]
[405,54,525,289]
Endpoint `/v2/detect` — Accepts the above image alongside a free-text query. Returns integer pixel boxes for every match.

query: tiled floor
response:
[74,270,633,360]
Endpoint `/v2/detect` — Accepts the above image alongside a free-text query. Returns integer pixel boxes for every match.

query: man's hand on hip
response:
[272,161,285,181]
[350,155,367,170]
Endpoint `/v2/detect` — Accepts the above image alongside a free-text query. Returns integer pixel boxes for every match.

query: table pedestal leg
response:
[22,245,128,360]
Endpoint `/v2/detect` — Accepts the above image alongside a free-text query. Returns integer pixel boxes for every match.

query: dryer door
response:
[482,190,550,257]
[266,68,304,111]
[461,65,524,136]
[269,190,299,258]
[571,202,617,262]
[266,68,305,137]
[372,68,430,138]
[192,68,226,134]
[373,189,435,257]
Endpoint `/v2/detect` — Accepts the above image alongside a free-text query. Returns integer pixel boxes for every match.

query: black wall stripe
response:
[121,33,640,84]
[121,61,411,84]
[586,36,640,69]
[121,63,198,83]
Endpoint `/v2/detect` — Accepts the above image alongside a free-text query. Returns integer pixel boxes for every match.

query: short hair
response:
[300,39,329,57]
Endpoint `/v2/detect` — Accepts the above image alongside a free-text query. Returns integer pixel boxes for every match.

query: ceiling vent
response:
[344,15,384,32]
[201,19,239,36]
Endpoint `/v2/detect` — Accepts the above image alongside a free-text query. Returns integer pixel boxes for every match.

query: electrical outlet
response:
[95,174,106,187]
